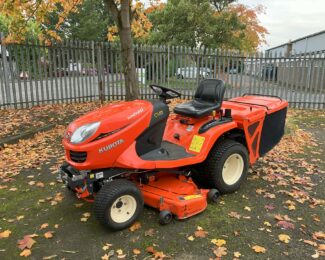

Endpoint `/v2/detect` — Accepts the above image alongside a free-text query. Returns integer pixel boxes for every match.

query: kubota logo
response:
[127,108,144,120]
[98,139,124,153]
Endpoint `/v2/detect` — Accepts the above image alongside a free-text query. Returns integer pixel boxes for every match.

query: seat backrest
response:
[194,79,225,103]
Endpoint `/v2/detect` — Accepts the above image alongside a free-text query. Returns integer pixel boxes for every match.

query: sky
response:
[238,0,325,50]
[144,0,325,50]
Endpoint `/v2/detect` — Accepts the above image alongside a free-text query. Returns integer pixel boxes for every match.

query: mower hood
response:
[64,100,152,144]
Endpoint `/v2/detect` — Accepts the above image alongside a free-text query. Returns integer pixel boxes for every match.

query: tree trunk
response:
[105,0,139,100]
[119,25,139,100]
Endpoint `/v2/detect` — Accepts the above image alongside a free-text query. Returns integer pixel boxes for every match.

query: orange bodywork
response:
[137,173,209,219]
[63,95,287,170]
[62,95,288,220]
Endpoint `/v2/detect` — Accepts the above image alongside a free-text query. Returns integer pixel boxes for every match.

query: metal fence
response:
[1,34,325,109]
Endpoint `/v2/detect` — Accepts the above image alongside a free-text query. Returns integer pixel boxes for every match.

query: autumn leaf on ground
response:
[318,244,325,251]
[16,215,24,221]
[279,234,291,243]
[303,240,317,247]
[244,206,251,212]
[129,221,141,232]
[133,248,141,255]
[313,231,325,240]
[102,243,113,251]
[43,255,57,259]
[83,212,91,218]
[194,227,208,238]
[20,249,31,257]
[213,246,227,257]
[277,220,295,230]
[36,182,45,188]
[228,211,241,219]
[144,228,155,237]
[116,249,126,259]
[187,235,195,241]
[264,204,275,210]
[80,217,88,222]
[0,230,11,239]
[17,235,36,250]
[44,231,54,239]
[252,245,266,253]
[211,239,226,247]
[40,223,49,230]
[75,203,83,208]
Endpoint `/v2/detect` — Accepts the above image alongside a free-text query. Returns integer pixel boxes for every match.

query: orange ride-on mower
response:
[59,79,288,230]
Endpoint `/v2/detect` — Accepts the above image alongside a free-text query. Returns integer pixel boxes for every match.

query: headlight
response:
[70,122,100,144]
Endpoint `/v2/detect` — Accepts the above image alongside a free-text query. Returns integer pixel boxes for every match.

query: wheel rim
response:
[110,195,137,223]
[222,153,244,185]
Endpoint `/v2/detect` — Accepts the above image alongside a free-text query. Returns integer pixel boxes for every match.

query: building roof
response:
[266,29,325,51]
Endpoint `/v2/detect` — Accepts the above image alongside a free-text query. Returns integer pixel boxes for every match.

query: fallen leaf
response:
[20,249,31,257]
[75,203,83,208]
[264,221,272,227]
[252,245,266,253]
[234,251,241,258]
[312,251,320,259]
[16,215,24,221]
[194,230,208,238]
[303,240,317,247]
[44,231,54,239]
[313,232,325,240]
[133,248,141,255]
[101,254,109,260]
[228,211,241,219]
[0,230,11,238]
[213,246,227,257]
[279,234,290,243]
[40,223,49,230]
[318,244,325,251]
[244,206,251,212]
[17,235,36,250]
[144,228,155,237]
[129,221,141,232]
[211,239,226,247]
[102,243,112,251]
[54,224,59,229]
[80,218,88,222]
[36,182,45,188]
[187,235,195,241]
[43,255,57,259]
[277,220,295,230]
[83,212,91,218]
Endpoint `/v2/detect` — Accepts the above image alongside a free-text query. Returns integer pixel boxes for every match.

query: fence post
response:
[97,42,105,104]
[0,32,12,108]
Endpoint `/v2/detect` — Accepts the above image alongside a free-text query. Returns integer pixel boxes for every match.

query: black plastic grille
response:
[69,151,87,163]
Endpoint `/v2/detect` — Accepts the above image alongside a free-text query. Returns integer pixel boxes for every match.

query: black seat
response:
[174,79,226,118]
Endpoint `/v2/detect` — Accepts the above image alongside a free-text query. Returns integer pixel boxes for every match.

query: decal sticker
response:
[99,139,124,153]
[183,194,203,200]
[127,108,144,120]
[189,135,205,153]
[154,110,164,118]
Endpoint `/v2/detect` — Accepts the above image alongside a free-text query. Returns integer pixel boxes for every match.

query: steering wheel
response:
[149,84,181,101]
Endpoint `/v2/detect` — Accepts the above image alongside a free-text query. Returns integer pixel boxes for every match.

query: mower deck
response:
[138,173,209,219]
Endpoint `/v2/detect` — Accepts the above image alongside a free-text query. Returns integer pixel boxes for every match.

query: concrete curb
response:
[0,123,56,148]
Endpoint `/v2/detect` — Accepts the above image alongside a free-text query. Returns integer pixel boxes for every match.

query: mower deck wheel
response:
[159,210,173,225]
[207,189,220,203]
[94,179,143,230]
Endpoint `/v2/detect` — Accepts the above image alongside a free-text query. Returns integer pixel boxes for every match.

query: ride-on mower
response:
[59,79,288,230]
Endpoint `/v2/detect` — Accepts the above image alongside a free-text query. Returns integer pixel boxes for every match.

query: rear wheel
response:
[193,139,249,194]
[94,179,143,230]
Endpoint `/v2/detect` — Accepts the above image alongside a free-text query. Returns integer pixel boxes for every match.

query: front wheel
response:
[193,139,249,194]
[94,179,143,230]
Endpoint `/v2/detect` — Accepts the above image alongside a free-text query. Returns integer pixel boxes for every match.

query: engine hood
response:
[65,100,152,143]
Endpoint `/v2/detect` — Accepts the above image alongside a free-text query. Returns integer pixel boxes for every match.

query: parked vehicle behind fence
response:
[176,67,211,79]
